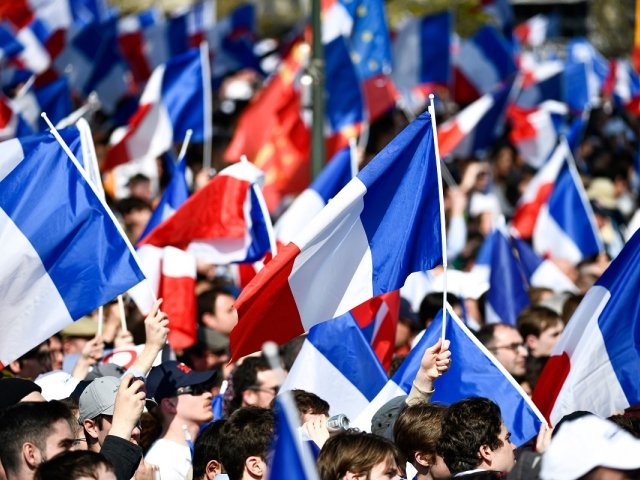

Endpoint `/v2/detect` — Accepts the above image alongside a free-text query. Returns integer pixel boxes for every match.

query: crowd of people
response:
[3,0,640,479]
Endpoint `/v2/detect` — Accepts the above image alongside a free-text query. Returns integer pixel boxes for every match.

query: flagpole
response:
[310,0,325,180]
[428,95,449,340]
[117,295,128,332]
[178,129,193,165]
[40,112,158,303]
[348,137,359,176]
[200,42,213,173]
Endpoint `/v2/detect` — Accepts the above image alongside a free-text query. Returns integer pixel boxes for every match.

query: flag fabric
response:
[138,155,190,243]
[0,20,50,75]
[280,313,388,421]
[224,41,310,213]
[511,237,579,294]
[130,245,197,350]
[508,100,567,168]
[103,47,210,171]
[0,127,146,367]
[0,94,33,141]
[514,14,548,48]
[230,111,443,360]
[138,161,275,266]
[268,393,320,480]
[516,58,564,108]
[452,26,516,104]
[351,291,400,371]
[603,59,640,115]
[391,12,451,110]
[533,228,640,425]
[274,146,356,246]
[511,140,602,264]
[12,77,72,132]
[353,306,545,447]
[472,229,530,326]
[438,78,513,159]
[564,38,609,113]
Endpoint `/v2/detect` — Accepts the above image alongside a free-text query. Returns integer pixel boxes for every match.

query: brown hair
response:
[317,430,401,480]
[517,305,561,339]
[394,403,447,466]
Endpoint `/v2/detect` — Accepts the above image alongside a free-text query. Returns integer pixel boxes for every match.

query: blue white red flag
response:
[511,140,603,264]
[516,57,564,108]
[268,393,320,480]
[0,127,145,367]
[354,306,545,446]
[533,228,640,424]
[103,47,211,170]
[12,78,72,132]
[472,229,530,326]
[0,94,33,141]
[603,59,640,116]
[564,38,609,113]
[230,111,443,360]
[280,313,387,421]
[514,14,548,48]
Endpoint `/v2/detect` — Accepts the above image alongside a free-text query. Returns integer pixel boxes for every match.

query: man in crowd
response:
[224,356,281,417]
[476,324,528,380]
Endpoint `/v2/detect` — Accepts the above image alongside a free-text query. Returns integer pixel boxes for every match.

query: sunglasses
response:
[175,384,210,396]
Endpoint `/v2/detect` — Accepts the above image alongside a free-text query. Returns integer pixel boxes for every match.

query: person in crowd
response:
[395,298,422,357]
[192,420,226,480]
[223,356,281,416]
[117,197,152,242]
[35,450,116,480]
[145,361,216,479]
[0,378,45,409]
[438,397,516,477]
[290,389,330,424]
[476,324,528,381]
[517,306,564,359]
[317,430,402,480]
[197,287,239,336]
[393,403,450,480]
[217,407,275,480]
[5,343,52,380]
[0,401,76,480]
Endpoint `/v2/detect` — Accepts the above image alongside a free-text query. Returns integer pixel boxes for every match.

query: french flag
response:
[280,312,388,421]
[516,57,564,108]
[230,111,444,360]
[452,26,516,104]
[603,59,640,116]
[514,14,548,48]
[12,77,72,132]
[103,47,211,170]
[137,155,190,243]
[391,11,451,109]
[0,21,50,75]
[511,140,603,264]
[508,100,567,168]
[274,146,356,246]
[0,127,145,367]
[472,228,530,326]
[269,393,320,480]
[438,78,513,159]
[0,94,33,141]
[353,306,545,446]
[138,160,275,266]
[351,291,399,371]
[512,237,579,294]
[533,228,640,424]
[564,38,609,113]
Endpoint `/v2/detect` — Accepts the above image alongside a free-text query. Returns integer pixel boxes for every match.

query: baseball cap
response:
[84,363,127,381]
[146,361,216,402]
[0,378,42,409]
[371,395,407,440]
[540,414,640,480]
[35,371,80,401]
[79,376,155,422]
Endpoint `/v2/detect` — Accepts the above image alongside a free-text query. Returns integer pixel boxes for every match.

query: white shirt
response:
[145,438,192,480]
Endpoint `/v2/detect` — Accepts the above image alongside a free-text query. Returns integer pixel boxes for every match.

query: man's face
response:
[48,336,64,371]
[244,369,280,408]
[42,419,75,461]
[176,384,214,425]
[430,454,451,480]
[367,454,401,480]
[488,423,516,473]
[491,326,528,377]
[212,293,238,335]
[532,321,564,357]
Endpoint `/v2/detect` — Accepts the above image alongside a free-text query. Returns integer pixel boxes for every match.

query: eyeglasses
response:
[491,343,526,353]
[175,384,210,396]
[248,385,280,396]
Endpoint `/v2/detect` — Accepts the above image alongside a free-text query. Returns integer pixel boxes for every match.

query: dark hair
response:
[193,420,226,479]
[218,407,275,480]
[197,287,236,323]
[0,401,74,474]
[419,293,461,328]
[35,450,114,480]
[438,397,504,475]
[394,403,447,466]
[607,415,640,439]
[116,197,151,216]
[225,357,270,416]
[291,390,330,418]
[317,430,401,480]
[517,306,561,339]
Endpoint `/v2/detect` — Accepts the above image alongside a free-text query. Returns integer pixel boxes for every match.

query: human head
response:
[117,197,152,241]
[0,401,75,479]
[180,327,230,372]
[48,335,64,371]
[290,390,330,423]
[197,287,239,335]
[192,420,226,480]
[438,397,515,475]
[218,407,275,480]
[476,323,528,377]
[396,298,421,349]
[517,306,564,358]
[225,357,279,415]
[317,430,402,480]
[35,450,115,480]
[126,173,152,202]
[394,404,449,479]
[147,361,215,428]
[8,342,52,379]
[0,378,45,409]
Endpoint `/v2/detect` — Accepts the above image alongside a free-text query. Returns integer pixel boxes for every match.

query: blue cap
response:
[147,361,216,401]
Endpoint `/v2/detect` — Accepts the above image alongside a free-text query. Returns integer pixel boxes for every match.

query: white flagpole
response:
[348,137,359,176]
[178,129,193,164]
[428,95,449,340]
[200,42,213,173]
[117,295,128,332]
[97,306,104,338]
